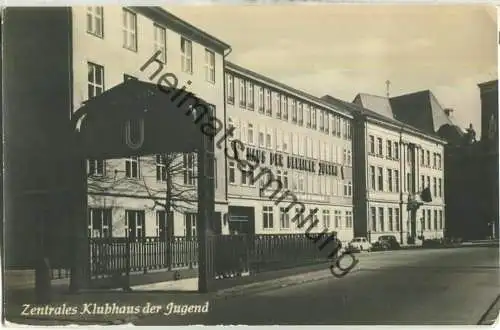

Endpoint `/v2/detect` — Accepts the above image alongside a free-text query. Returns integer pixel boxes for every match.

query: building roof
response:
[353,90,464,142]
[132,7,231,53]
[321,94,445,143]
[226,61,352,118]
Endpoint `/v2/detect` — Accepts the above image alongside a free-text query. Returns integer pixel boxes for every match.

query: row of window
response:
[420,150,443,170]
[228,161,353,197]
[228,118,353,165]
[367,135,443,170]
[88,208,198,239]
[262,206,353,230]
[368,136,400,161]
[421,208,445,231]
[226,74,352,139]
[88,153,204,187]
[369,207,401,232]
[368,166,443,197]
[87,7,216,82]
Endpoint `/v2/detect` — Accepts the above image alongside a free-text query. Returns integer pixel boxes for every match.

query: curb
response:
[478,294,500,325]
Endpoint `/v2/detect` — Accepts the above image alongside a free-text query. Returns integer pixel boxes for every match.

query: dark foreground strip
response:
[477,294,500,325]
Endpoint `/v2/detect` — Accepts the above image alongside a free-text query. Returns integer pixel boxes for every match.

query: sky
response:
[165,4,498,136]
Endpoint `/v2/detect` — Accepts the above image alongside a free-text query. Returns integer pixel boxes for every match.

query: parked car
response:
[373,235,401,250]
[348,237,372,252]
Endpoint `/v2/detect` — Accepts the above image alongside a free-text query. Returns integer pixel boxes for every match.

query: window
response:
[280,207,290,229]
[422,210,426,230]
[311,108,316,128]
[88,208,112,238]
[426,150,430,167]
[122,9,137,51]
[87,62,104,99]
[437,154,442,169]
[433,177,437,197]
[377,138,383,156]
[181,37,193,74]
[387,140,392,158]
[395,208,400,231]
[387,169,393,192]
[248,123,254,145]
[239,79,247,108]
[407,173,412,192]
[263,206,274,229]
[204,49,215,83]
[156,210,168,239]
[438,178,442,197]
[334,210,342,228]
[247,82,254,109]
[394,170,399,192]
[125,156,140,178]
[87,6,103,38]
[226,74,234,104]
[258,87,265,113]
[88,159,105,176]
[394,142,399,160]
[433,153,437,169]
[434,210,438,230]
[156,154,166,181]
[153,24,167,63]
[276,94,282,118]
[282,97,288,120]
[439,210,443,229]
[369,166,376,190]
[388,208,393,231]
[378,207,385,231]
[426,176,430,190]
[228,161,236,184]
[125,210,145,240]
[319,111,324,131]
[259,131,264,147]
[183,153,196,185]
[305,105,311,127]
[421,175,425,190]
[427,209,431,229]
[184,213,197,238]
[346,121,352,140]
[346,211,353,228]
[291,100,297,123]
[369,136,375,154]
[335,117,341,137]
[377,167,384,191]
[322,210,331,229]
[265,90,272,115]
[421,150,425,166]
[370,207,377,231]
[266,132,272,149]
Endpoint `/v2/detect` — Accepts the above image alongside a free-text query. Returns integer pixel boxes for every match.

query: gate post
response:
[69,157,89,292]
[197,125,215,293]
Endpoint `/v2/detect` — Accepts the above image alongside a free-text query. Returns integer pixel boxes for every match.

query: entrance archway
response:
[69,79,216,293]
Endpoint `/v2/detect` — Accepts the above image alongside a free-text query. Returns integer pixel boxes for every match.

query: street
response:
[135,246,499,325]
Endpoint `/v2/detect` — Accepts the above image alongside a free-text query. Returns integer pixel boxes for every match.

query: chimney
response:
[444,108,454,117]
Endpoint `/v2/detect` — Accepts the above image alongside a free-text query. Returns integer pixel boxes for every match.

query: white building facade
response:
[74,6,231,240]
[224,63,355,243]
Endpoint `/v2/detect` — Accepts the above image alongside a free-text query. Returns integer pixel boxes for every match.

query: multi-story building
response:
[224,63,355,242]
[73,6,231,240]
[322,95,446,244]
[4,6,231,266]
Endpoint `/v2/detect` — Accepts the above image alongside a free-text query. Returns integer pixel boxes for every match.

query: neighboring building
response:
[354,91,465,145]
[323,95,446,245]
[224,63,355,242]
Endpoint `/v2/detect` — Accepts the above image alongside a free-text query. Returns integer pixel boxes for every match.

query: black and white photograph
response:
[2,2,499,326]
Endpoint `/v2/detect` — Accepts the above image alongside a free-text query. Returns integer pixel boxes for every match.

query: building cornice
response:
[225,62,353,119]
[366,116,447,145]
